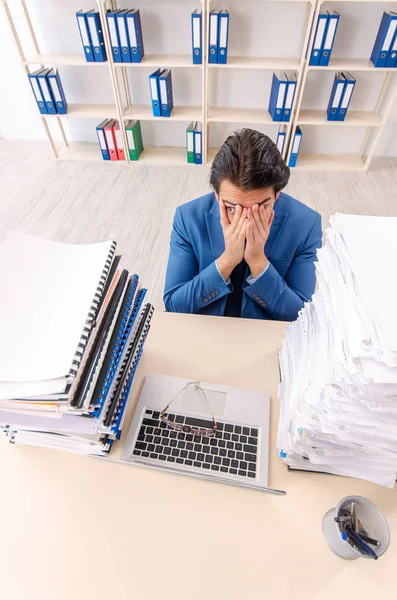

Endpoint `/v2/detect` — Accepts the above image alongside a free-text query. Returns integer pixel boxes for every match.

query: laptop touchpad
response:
[181,386,227,418]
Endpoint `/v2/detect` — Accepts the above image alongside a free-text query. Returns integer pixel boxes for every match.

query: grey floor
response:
[1,138,397,310]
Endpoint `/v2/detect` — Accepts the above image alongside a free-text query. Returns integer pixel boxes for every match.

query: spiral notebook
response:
[0,228,116,396]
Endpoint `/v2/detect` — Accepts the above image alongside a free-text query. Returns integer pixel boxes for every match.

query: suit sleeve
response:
[163,207,231,313]
[243,214,322,321]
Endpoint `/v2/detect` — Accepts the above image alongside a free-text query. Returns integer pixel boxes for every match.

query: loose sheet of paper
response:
[0,229,114,382]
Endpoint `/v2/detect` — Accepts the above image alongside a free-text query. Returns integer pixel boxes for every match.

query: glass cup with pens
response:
[322,495,390,560]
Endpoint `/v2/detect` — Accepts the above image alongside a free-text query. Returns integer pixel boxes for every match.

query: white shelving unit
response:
[287,0,397,170]
[2,0,397,170]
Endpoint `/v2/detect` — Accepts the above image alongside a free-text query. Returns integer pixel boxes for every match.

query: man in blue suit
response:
[164,129,322,321]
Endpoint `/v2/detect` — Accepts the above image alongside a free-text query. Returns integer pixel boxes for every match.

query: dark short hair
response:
[209,128,290,195]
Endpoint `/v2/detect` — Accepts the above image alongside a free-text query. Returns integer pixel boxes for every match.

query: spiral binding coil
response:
[69,240,116,379]
[92,282,145,419]
[110,312,153,438]
[103,303,154,430]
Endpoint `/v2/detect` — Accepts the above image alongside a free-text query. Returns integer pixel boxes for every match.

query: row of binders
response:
[268,72,297,122]
[77,7,202,65]
[0,229,153,457]
[310,10,397,69]
[76,9,107,62]
[96,119,143,161]
[309,11,339,67]
[106,9,144,63]
[149,69,174,117]
[371,11,397,68]
[76,8,144,63]
[276,125,302,168]
[327,72,355,121]
[271,125,301,168]
[28,68,67,115]
[186,122,202,164]
[208,9,230,64]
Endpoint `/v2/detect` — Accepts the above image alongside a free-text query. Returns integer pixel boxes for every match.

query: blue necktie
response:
[225,260,247,318]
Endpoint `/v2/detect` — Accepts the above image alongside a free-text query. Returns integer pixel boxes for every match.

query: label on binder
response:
[187,131,194,152]
[30,78,41,101]
[195,133,202,154]
[210,14,218,44]
[114,128,123,149]
[220,17,228,46]
[105,130,116,150]
[40,80,52,102]
[78,16,90,45]
[382,21,397,51]
[324,19,338,49]
[332,82,344,108]
[284,84,295,109]
[292,135,301,154]
[49,80,61,102]
[127,19,137,46]
[340,84,354,109]
[277,82,287,108]
[150,78,158,100]
[160,79,167,104]
[87,17,99,47]
[118,17,128,46]
[108,18,118,45]
[193,17,200,48]
[126,130,135,150]
[313,18,327,50]
[277,135,285,154]
[97,130,107,150]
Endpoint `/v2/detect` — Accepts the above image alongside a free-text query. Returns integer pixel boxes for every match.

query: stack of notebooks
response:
[0,228,153,456]
[277,213,397,488]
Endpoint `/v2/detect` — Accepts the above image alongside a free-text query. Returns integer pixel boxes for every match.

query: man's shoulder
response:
[177,192,215,219]
[279,192,321,225]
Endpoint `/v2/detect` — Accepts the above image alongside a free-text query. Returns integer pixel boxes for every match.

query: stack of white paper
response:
[277,213,397,488]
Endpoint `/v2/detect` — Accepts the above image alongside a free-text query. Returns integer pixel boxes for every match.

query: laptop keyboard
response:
[131,409,259,479]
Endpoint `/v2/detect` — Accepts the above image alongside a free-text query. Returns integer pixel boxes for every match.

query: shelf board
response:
[47,103,117,119]
[294,153,365,171]
[209,56,300,70]
[298,109,382,127]
[122,105,202,121]
[308,58,396,72]
[114,54,200,68]
[24,53,107,67]
[208,107,277,124]
[135,147,195,165]
[57,143,105,162]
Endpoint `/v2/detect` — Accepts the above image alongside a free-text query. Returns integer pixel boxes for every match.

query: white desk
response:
[1,312,396,600]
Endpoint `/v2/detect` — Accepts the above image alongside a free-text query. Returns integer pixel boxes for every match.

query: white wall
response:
[0,0,396,155]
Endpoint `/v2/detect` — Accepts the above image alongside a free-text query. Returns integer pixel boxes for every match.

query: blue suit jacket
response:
[164,192,322,321]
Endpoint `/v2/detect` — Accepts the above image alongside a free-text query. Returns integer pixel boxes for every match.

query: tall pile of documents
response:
[0,228,153,457]
[277,213,397,488]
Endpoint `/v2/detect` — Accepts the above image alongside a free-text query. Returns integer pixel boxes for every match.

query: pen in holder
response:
[322,495,390,560]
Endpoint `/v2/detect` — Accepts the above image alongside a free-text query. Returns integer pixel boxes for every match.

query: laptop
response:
[121,373,285,494]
